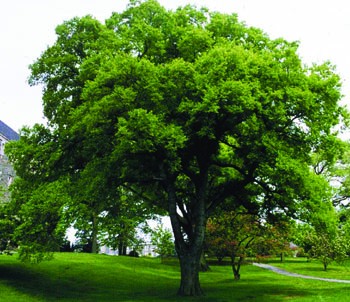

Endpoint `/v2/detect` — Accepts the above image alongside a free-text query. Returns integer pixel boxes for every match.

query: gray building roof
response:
[0,120,19,141]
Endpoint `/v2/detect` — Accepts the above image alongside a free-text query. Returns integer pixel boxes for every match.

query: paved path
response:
[252,262,350,283]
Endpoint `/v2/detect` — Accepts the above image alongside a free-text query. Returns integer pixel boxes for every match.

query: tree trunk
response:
[280,252,284,263]
[177,249,204,296]
[167,188,206,296]
[118,242,123,255]
[123,245,127,255]
[91,214,98,254]
[199,249,210,272]
[162,162,207,296]
[231,256,243,281]
[324,262,328,271]
[118,241,127,255]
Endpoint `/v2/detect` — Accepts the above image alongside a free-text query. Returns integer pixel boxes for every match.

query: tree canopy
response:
[5,0,348,296]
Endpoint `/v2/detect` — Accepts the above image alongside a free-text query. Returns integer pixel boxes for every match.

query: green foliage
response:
[294,203,349,271]
[206,210,292,279]
[0,189,16,254]
[330,143,350,206]
[307,231,349,271]
[151,224,175,259]
[9,179,70,262]
[206,211,259,260]
[4,0,348,295]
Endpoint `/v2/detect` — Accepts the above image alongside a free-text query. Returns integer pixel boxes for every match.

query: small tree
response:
[307,230,349,271]
[253,221,294,263]
[151,224,175,262]
[206,211,292,280]
[294,200,349,270]
[206,211,260,280]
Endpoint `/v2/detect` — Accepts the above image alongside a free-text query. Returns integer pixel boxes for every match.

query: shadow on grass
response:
[2,255,350,302]
[0,257,180,302]
[207,260,232,266]
[0,263,94,301]
[158,257,180,266]
[263,258,308,264]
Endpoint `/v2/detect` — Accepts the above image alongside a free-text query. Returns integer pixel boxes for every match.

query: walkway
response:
[252,262,350,283]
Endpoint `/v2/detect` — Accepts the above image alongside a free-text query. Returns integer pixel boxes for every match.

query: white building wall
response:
[0,133,9,158]
[99,244,159,257]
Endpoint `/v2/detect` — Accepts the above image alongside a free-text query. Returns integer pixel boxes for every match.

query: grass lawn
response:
[264,256,350,280]
[1,253,350,301]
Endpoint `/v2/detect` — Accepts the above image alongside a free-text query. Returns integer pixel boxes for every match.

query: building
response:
[100,244,159,257]
[0,120,19,193]
[0,120,19,158]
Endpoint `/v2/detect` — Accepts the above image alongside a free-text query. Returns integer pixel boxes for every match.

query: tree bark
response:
[199,249,210,272]
[91,214,98,254]
[166,180,206,296]
[324,262,328,271]
[118,223,127,255]
[118,241,127,255]
[118,242,123,256]
[161,162,208,296]
[177,248,204,296]
[231,256,243,281]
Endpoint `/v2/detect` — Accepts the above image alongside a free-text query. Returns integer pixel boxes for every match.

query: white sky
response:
[1,0,350,133]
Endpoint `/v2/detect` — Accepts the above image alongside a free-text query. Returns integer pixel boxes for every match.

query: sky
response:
[1,0,350,134]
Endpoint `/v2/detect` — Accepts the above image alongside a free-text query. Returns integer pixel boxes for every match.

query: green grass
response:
[1,254,350,301]
[264,256,350,280]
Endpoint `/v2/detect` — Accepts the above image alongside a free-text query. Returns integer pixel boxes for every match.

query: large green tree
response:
[6,0,347,296]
